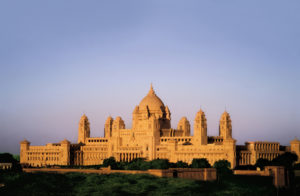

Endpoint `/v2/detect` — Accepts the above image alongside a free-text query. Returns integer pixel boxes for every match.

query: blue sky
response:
[0,0,299,154]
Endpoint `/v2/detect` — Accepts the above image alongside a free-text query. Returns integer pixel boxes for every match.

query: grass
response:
[0,171,279,196]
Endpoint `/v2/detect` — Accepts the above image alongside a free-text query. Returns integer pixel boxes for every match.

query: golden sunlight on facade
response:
[20,85,300,168]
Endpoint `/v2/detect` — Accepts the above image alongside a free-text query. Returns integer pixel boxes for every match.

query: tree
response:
[271,152,298,169]
[0,153,22,171]
[294,163,300,170]
[191,158,211,168]
[150,159,170,169]
[213,160,232,176]
[255,158,271,170]
[102,157,118,169]
[175,161,189,168]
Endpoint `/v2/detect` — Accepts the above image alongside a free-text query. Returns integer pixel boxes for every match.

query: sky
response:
[0,0,299,154]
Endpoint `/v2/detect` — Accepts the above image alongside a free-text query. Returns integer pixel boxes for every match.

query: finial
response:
[148,83,155,95]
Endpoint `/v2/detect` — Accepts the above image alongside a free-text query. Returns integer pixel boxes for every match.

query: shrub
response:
[102,157,118,169]
[190,158,211,168]
[271,152,298,169]
[213,159,232,175]
[174,161,189,168]
[255,158,271,170]
[294,163,300,170]
[150,159,170,169]
[0,153,22,171]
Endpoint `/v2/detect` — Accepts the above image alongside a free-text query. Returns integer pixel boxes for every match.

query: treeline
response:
[58,157,232,177]
[236,152,299,170]
[101,157,230,171]
[0,153,22,171]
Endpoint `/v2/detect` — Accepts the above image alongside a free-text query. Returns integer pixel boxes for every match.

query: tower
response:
[177,117,191,136]
[132,84,170,131]
[112,116,125,135]
[290,138,300,163]
[20,139,30,164]
[104,116,114,138]
[193,109,207,145]
[219,111,232,140]
[78,114,90,143]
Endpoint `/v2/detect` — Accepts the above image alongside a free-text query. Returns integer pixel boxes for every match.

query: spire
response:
[148,83,155,95]
[221,110,230,119]
[198,108,205,115]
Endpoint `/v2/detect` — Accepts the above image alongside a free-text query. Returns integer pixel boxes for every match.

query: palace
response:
[20,85,300,168]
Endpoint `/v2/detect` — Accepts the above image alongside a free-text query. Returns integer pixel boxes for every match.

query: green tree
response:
[255,158,271,170]
[150,159,170,169]
[174,161,189,168]
[102,157,118,169]
[191,158,211,168]
[0,153,22,171]
[271,152,298,169]
[213,160,232,175]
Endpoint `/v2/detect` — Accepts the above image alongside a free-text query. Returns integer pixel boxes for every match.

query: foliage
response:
[213,159,232,176]
[102,157,118,169]
[271,152,298,169]
[150,159,170,169]
[102,158,187,170]
[13,155,20,162]
[173,161,189,168]
[294,163,300,170]
[0,171,279,196]
[0,153,22,171]
[255,158,271,170]
[191,158,211,168]
[234,165,256,170]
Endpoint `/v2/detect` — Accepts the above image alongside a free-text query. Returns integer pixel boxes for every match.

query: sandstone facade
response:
[20,85,300,168]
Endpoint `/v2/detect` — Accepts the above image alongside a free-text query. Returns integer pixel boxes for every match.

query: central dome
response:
[139,85,165,112]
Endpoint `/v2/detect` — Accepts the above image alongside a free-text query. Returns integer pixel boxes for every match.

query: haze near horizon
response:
[0,0,299,154]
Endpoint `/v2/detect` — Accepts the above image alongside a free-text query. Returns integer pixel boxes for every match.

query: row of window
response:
[27,156,60,161]
[87,139,108,143]
[83,147,107,151]
[161,138,192,142]
[27,152,60,155]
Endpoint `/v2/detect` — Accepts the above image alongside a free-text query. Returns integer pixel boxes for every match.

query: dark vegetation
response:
[57,157,215,170]
[0,153,22,171]
[254,152,298,170]
[0,152,299,195]
[0,171,277,196]
[234,152,299,171]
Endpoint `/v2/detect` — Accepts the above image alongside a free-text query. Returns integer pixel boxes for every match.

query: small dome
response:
[139,84,165,112]
[20,139,30,144]
[179,117,188,122]
[114,116,123,121]
[105,116,113,124]
[60,139,70,144]
[133,106,139,114]
[221,111,231,120]
[195,109,206,121]
[80,114,89,122]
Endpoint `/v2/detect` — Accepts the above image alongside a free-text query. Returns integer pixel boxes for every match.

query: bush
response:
[174,161,189,168]
[102,157,118,169]
[213,160,232,176]
[0,172,278,196]
[0,153,22,171]
[191,158,211,168]
[150,159,170,169]
[271,152,298,169]
[255,158,271,170]
[234,165,256,170]
[294,163,300,170]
